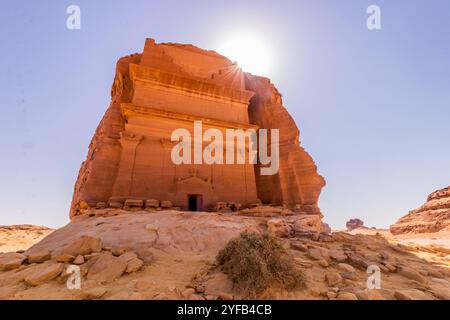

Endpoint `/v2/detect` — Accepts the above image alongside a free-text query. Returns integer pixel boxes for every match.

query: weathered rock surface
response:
[391,186,450,234]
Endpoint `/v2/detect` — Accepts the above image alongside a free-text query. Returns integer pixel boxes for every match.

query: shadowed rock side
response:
[391,186,450,235]
[70,38,325,219]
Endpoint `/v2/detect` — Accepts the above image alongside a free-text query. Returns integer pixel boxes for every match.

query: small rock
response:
[0,252,27,271]
[55,254,75,263]
[27,251,51,264]
[119,252,138,262]
[112,247,128,256]
[126,258,144,273]
[337,292,358,300]
[73,255,85,265]
[326,291,337,299]
[78,287,108,300]
[87,253,127,282]
[325,271,343,286]
[337,263,356,273]
[24,263,64,286]
[318,259,329,267]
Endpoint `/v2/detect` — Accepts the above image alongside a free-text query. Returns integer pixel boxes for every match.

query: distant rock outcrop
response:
[390,186,450,235]
[346,218,364,231]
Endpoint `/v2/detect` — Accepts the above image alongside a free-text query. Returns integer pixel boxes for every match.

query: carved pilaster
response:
[110,131,144,201]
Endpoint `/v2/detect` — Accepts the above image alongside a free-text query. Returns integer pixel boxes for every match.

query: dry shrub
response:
[216,232,304,297]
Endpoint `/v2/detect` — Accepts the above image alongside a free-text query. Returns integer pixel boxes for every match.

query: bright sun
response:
[216,34,271,77]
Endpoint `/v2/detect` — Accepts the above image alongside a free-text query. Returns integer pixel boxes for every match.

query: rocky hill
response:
[391,186,450,235]
[0,208,449,300]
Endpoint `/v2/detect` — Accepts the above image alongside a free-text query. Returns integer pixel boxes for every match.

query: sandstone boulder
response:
[24,263,64,286]
[0,252,26,271]
[27,250,51,264]
[60,236,102,257]
[87,253,127,282]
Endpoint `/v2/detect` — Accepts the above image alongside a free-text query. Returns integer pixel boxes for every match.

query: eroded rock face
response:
[390,186,450,235]
[69,38,324,217]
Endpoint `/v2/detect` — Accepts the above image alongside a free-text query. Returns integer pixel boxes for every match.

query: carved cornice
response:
[129,63,255,105]
[121,103,259,130]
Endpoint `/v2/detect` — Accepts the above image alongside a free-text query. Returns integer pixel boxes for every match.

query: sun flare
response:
[216,33,271,77]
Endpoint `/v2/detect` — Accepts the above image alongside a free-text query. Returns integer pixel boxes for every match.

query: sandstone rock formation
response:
[346,218,365,231]
[390,186,450,235]
[70,38,325,218]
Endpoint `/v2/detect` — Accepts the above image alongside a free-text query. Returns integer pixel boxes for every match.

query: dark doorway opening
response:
[188,195,200,211]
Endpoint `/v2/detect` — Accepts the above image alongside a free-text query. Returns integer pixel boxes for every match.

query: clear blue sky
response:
[0,0,449,228]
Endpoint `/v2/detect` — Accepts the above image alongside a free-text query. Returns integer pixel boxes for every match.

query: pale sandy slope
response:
[0,225,54,253]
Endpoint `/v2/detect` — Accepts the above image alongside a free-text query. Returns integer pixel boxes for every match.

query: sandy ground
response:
[347,227,450,249]
[0,225,54,253]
